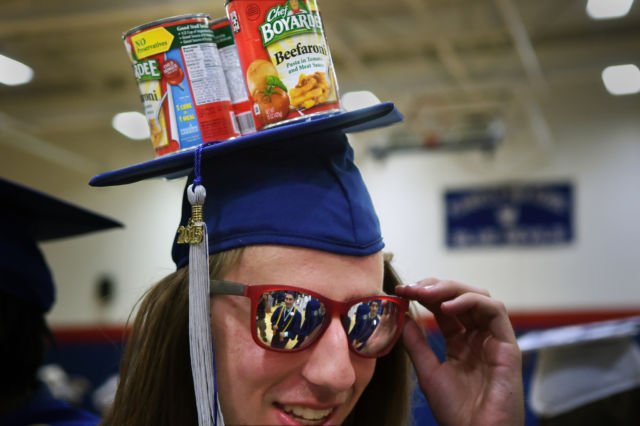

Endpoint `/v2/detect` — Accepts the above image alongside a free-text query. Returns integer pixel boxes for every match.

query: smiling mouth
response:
[277,403,334,425]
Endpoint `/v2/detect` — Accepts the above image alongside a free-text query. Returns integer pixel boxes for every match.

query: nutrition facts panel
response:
[219,46,249,104]
[182,43,230,105]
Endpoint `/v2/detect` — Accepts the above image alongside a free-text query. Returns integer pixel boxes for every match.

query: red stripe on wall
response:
[51,309,640,343]
[52,325,130,344]
[508,309,640,329]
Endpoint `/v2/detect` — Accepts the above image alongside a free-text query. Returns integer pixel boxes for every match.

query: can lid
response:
[122,13,213,40]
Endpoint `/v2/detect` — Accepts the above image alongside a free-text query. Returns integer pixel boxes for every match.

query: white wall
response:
[359,87,640,310]
[41,178,186,325]
[2,141,187,325]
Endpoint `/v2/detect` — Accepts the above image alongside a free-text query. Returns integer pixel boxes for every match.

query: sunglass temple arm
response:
[209,279,246,296]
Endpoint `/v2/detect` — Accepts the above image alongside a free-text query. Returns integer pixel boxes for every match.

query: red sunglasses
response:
[210,280,409,358]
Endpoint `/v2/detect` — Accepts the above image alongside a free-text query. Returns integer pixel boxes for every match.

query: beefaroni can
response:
[211,17,257,135]
[123,14,239,157]
[226,0,341,130]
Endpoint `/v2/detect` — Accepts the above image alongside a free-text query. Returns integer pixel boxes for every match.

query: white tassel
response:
[216,393,225,426]
[180,184,224,426]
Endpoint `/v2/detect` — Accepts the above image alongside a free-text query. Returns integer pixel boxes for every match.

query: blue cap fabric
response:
[0,178,122,312]
[89,103,403,268]
[171,132,383,267]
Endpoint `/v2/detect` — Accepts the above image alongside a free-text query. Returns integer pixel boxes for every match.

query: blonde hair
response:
[103,250,412,426]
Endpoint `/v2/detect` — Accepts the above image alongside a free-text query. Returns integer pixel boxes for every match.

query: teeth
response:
[282,405,332,421]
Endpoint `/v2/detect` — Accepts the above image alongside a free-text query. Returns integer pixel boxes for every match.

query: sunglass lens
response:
[256,290,326,351]
[346,299,401,356]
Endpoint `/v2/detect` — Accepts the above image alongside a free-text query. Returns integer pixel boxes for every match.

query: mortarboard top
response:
[90,102,401,187]
[518,317,640,417]
[0,178,123,312]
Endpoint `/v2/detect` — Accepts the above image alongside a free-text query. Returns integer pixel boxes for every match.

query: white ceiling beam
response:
[0,113,102,175]
[494,0,548,94]
[322,22,368,76]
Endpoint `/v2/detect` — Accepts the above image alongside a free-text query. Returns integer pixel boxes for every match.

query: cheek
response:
[211,298,295,422]
[210,298,252,365]
[210,299,260,419]
[354,357,377,394]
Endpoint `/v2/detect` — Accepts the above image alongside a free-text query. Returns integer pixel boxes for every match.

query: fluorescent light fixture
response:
[341,91,381,112]
[112,111,150,140]
[601,64,640,95]
[586,0,634,20]
[0,54,34,86]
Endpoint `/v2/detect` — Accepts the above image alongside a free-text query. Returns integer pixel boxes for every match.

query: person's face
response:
[285,293,295,309]
[369,302,379,317]
[211,245,383,425]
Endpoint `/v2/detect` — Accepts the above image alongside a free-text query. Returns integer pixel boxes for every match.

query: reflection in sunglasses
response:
[210,280,408,358]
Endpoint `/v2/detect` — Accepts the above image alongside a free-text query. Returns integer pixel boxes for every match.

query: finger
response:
[402,318,441,385]
[441,292,516,343]
[396,282,465,337]
[410,277,440,288]
[396,279,490,303]
[397,279,493,338]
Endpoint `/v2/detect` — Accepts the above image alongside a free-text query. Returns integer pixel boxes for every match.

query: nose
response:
[301,316,356,393]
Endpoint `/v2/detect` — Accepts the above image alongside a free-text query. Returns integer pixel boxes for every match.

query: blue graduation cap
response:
[90,102,402,263]
[89,102,403,426]
[0,178,122,312]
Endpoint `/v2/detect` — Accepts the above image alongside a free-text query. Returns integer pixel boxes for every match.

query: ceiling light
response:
[601,65,640,95]
[112,111,150,140]
[0,54,34,86]
[341,91,381,111]
[586,0,634,20]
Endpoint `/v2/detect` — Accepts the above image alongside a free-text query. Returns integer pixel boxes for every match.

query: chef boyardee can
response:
[211,17,257,135]
[226,0,341,130]
[123,14,239,157]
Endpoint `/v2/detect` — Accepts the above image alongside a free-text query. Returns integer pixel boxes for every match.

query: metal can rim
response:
[122,13,213,40]
[210,16,230,26]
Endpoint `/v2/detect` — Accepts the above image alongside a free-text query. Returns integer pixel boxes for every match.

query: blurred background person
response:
[270,291,302,349]
[0,178,122,426]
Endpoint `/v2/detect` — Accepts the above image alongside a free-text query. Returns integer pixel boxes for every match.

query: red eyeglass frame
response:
[209,279,410,358]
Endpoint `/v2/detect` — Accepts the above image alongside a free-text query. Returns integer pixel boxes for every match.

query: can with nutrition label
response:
[211,17,257,135]
[226,0,341,130]
[123,14,239,157]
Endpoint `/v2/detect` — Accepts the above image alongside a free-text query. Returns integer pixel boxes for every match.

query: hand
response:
[395,279,524,426]
[357,301,400,356]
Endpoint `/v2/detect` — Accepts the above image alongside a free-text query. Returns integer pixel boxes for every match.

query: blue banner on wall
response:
[445,183,574,248]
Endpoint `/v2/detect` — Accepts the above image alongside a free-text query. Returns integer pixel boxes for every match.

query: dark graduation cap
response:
[0,178,123,312]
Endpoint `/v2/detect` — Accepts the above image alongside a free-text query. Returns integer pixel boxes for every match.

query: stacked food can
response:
[123,0,341,156]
